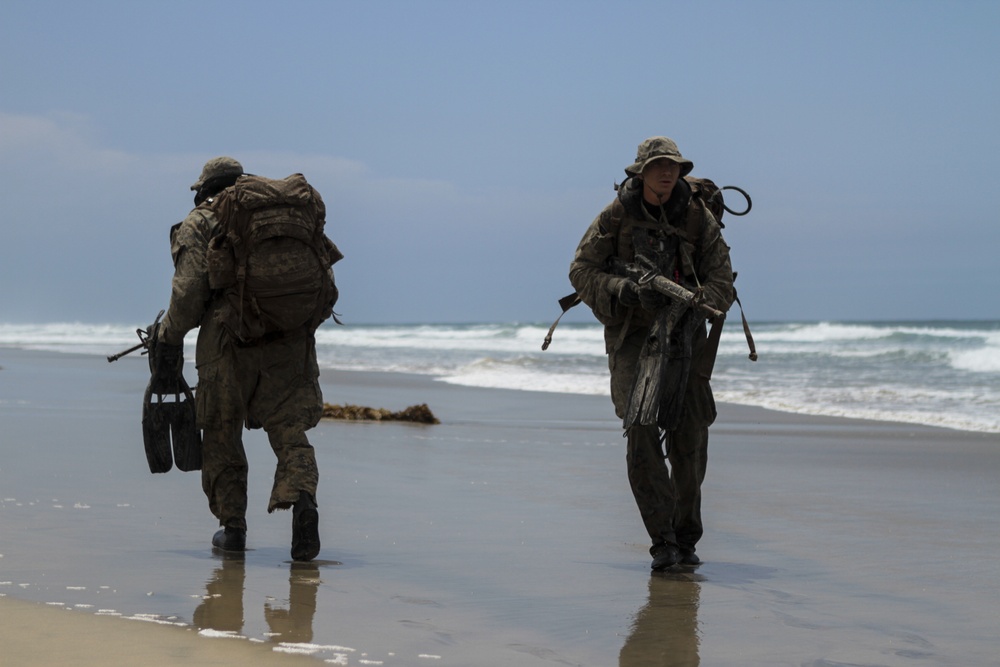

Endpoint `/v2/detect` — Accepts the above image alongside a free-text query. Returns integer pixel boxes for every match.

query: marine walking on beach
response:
[569,137,735,571]
[152,156,342,561]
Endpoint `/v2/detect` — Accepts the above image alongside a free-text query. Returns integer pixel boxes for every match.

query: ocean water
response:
[2,320,998,434]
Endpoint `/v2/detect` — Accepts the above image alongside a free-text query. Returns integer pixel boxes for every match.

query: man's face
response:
[641,158,682,204]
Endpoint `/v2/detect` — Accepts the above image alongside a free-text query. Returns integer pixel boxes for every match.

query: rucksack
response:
[206,173,343,342]
[684,177,751,227]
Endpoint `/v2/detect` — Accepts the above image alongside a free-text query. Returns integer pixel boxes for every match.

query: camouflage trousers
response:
[609,326,716,552]
[195,324,323,530]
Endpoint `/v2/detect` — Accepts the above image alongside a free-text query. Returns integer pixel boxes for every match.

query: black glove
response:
[146,320,185,394]
[638,284,670,312]
[615,280,640,308]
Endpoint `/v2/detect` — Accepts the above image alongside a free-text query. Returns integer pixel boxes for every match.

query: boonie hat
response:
[625,137,694,177]
[190,156,244,191]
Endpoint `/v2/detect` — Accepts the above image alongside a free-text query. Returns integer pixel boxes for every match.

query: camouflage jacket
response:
[569,178,735,351]
[160,202,223,347]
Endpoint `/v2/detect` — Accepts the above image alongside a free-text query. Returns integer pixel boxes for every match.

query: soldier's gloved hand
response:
[149,342,184,394]
[614,280,640,308]
[638,284,670,312]
[147,321,185,394]
[156,342,184,377]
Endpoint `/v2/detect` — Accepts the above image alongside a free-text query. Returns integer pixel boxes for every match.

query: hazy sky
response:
[1,0,997,325]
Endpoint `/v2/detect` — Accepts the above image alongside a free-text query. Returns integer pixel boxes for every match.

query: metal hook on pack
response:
[721,185,752,217]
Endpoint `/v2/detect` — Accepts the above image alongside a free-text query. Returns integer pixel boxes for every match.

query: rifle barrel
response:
[107,342,145,363]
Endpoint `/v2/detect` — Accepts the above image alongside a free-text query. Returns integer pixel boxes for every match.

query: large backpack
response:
[684,177,751,227]
[206,173,343,342]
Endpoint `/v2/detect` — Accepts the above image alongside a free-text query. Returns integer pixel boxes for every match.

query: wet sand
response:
[1,347,998,666]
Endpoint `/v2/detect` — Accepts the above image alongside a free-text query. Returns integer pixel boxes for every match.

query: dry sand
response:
[1,348,998,666]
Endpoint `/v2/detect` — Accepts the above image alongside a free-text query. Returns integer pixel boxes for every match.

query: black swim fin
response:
[142,383,174,473]
[141,376,202,474]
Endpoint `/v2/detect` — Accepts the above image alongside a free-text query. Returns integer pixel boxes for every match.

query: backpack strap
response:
[227,193,254,341]
[207,184,255,341]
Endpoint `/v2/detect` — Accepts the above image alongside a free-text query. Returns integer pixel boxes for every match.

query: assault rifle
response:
[608,257,723,321]
[609,257,726,432]
[107,310,163,363]
[541,256,726,352]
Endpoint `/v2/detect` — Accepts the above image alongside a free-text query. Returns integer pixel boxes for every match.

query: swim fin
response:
[142,383,173,473]
[141,375,202,474]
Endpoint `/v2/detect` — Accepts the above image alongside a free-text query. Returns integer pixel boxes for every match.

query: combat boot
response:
[650,543,679,571]
[678,548,701,566]
[291,491,320,562]
[212,526,247,552]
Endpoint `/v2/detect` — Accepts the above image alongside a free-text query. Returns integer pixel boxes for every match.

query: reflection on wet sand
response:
[192,554,246,635]
[619,572,702,667]
[265,561,321,644]
[192,554,320,645]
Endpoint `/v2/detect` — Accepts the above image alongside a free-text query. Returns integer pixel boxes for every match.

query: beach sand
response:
[1,348,998,666]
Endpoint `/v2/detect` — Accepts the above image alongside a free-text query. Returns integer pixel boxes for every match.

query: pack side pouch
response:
[206,234,237,290]
[323,235,344,266]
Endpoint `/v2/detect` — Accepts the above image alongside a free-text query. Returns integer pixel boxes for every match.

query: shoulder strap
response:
[206,186,255,340]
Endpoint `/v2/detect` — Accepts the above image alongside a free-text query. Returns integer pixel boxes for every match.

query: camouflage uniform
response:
[569,138,734,560]
[161,165,322,533]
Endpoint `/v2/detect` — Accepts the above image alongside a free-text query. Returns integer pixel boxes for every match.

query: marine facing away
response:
[152,156,341,562]
[569,137,735,571]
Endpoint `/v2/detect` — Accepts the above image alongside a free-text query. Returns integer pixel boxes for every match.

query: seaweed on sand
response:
[321,403,439,424]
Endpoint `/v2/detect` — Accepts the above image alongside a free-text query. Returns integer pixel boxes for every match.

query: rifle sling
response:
[541,292,582,350]
[542,288,758,363]
[734,288,758,361]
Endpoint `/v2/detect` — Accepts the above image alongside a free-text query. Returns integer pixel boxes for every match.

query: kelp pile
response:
[322,403,439,424]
